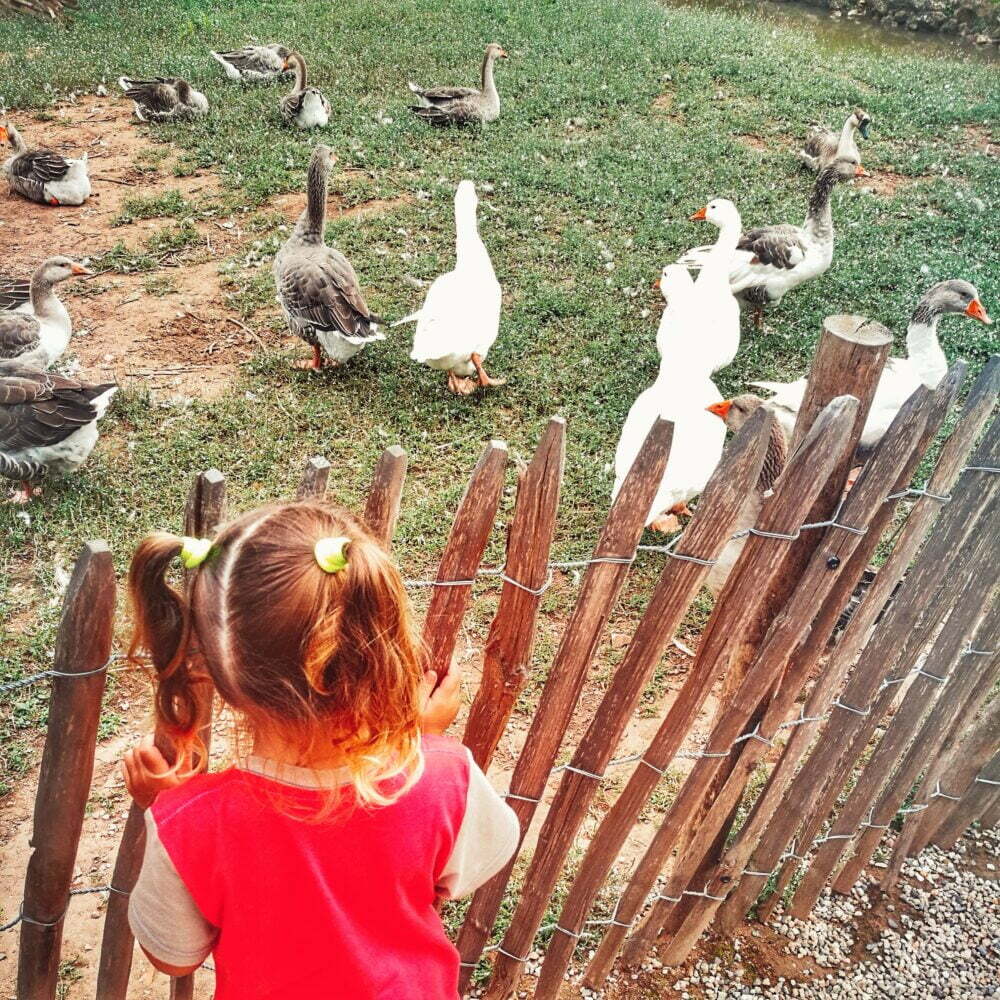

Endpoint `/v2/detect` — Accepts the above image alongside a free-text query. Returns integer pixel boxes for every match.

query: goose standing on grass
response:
[751,280,992,454]
[273,145,383,370]
[210,43,292,82]
[0,360,116,503]
[0,121,90,206]
[704,395,788,596]
[279,53,330,129]
[0,275,31,313]
[397,181,504,395]
[118,76,209,122]
[678,154,862,326]
[0,257,91,367]
[408,43,508,126]
[800,108,872,173]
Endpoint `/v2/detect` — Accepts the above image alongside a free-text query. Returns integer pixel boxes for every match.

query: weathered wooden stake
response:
[463,418,566,770]
[457,419,673,993]
[17,542,115,1000]
[363,445,408,546]
[930,750,1000,849]
[579,397,858,989]
[296,455,331,500]
[421,441,508,678]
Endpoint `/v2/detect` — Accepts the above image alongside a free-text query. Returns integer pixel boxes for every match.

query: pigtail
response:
[128,532,208,759]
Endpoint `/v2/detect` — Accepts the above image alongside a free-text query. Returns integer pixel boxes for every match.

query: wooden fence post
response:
[622,387,926,968]
[364,445,408,546]
[421,441,508,678]
[456,418,673,993]
[296,455,331,500]
[737,357,1000,926]
[17,542,115,1000]
[508,409,773,1000]
[462,418,566,770]
[930,751,1000,850]
[824,586,1000,898]
[576,397,858,990]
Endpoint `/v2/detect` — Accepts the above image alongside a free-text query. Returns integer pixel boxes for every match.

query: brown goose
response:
[0,257,91,367]
[210,43,292,82]
[704,395,788,596]
[0,121,91,206]
[0,360,116,503]
[408,43,508,126]
[279,52,330,129]
[118,76,209,122]
[800,109,872,173]
[272,145,383,370]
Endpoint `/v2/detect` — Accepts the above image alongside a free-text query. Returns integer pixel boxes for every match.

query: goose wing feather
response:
[0,314,42,359]
[11,149,71,183]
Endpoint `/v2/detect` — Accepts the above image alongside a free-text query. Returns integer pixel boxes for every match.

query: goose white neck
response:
[839,115,857,148]
[455,206,487,260]
[906,316,948,389]
[701,216,742,276]
[5,124,26,154]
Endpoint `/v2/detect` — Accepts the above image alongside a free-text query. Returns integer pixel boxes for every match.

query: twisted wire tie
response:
[779,709,829,729]
[899,802,930,814]
[799,497,868,536]
[962,465,1000,474]
[813,832,854,845]
[0,655,116,695]
[861,809,891,831]
[975,775,1000,787]
[886,486,952,504]
[742,867,776,879]
[0,885,129,933]
[637,535,718,567]
[913,667,948,684]
[656,892,684,904]
[553,924,582,940]
[732,724,774,748]
[930,781,961,802]
[496,945,532,963]
[501,566,554,596]
[640,758,668,776]
[683,884,728,902]
[965,645,996,657]
[832,697,871,717]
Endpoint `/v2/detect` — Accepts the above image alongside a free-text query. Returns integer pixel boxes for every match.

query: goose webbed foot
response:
[668,502,694,518]
[649,513,681,534]
[752,306,765,329]
[470,352,505,388]
[447,371,478,395]
[8,482,38,504]
[294,345,324,370]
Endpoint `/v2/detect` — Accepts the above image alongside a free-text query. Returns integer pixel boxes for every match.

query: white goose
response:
[0,121,91,207]
[751,280,991,455]
[0,257,91,367]
[653,265,695,364]
[678,154,861,325]
[397,181,504,395]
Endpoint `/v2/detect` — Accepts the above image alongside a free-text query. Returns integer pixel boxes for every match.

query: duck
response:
[750,280,992,456]
[0,360,116,503]
[0,121,91,207]
[210,43,292,82]
[0,274,31,313]
[612,367,726,531]
[396,180,504,395]
[680,199,742,372]
[704,395,788,596]
[118,76,209,122]
[273,144,384,370]
[677,153,862,326]
[800,108,872,173]
[408,43,508,126]
[0,257,91,367]
[279,52,330,129]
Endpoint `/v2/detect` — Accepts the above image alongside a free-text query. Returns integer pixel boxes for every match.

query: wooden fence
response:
[2,317,998,1000]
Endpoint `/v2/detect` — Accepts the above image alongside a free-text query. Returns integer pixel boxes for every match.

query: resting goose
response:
[279,53,330,129]
[0,360,116,503]
[613,367,726,530]
[0,257,90,367]
[0,275,31,313]
[397,181,503,395]
[800,108,872,173]
[273,145,383,370]
[678,155,862,326]
[210,43,291,82]
[704,395,788,596]
[409,43,508,126]
[751,280,991,455]
[118,76,209,122]
[0,121,91,206]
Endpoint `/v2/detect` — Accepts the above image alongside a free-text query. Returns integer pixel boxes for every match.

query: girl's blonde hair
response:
[128,502,426,808]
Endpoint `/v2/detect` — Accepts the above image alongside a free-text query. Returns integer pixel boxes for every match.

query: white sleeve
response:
[437,749,520,900]
[128,810,217,967]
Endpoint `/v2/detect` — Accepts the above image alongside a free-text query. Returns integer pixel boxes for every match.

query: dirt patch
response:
[857,168,916,198]
[737,133,771,153]
[962,124,998,158]
[651,92,679,118]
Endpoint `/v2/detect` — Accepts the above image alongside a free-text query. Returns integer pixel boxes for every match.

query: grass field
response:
[1,0,997,787]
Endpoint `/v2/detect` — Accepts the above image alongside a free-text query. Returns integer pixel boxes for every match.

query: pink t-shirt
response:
[134,734,516,999]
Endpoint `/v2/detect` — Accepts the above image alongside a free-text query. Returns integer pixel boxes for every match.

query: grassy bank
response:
[1,0,997,784]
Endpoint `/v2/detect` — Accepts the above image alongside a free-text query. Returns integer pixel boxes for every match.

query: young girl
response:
[121,501,518,999]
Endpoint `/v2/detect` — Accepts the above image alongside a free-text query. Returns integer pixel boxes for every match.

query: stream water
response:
[667,0,998,63]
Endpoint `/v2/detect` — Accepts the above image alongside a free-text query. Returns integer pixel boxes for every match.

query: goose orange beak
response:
[653,277,661,290]
[966,299,992,324]
[707,400,731,420]
[690,206,708,222]
[498,48,509,58]
[0,126,8,143]
[70,263,93,276]
[855,165,870,177]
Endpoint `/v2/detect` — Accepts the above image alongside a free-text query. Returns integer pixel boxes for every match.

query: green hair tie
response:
[314,536,351,574]
[179,536,212,570]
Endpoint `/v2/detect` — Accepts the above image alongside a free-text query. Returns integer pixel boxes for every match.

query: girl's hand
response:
[419,665,462,735]
[121,734,191,809]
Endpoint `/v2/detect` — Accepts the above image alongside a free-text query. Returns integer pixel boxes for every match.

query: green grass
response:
[112,188,192,226]
[0,0,998,767]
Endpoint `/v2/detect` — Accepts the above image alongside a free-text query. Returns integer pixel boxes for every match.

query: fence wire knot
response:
[930,781,961,802]
[861,809,891,831]
[683,884,728,902]
[732,724,774,748]
[637,536,718,567]
[964,645,995,657]
[501,567,554,597]
[975,775,1000,787]
[886,486,952,504]
[913,667,947,684]
[832,697,871,717]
